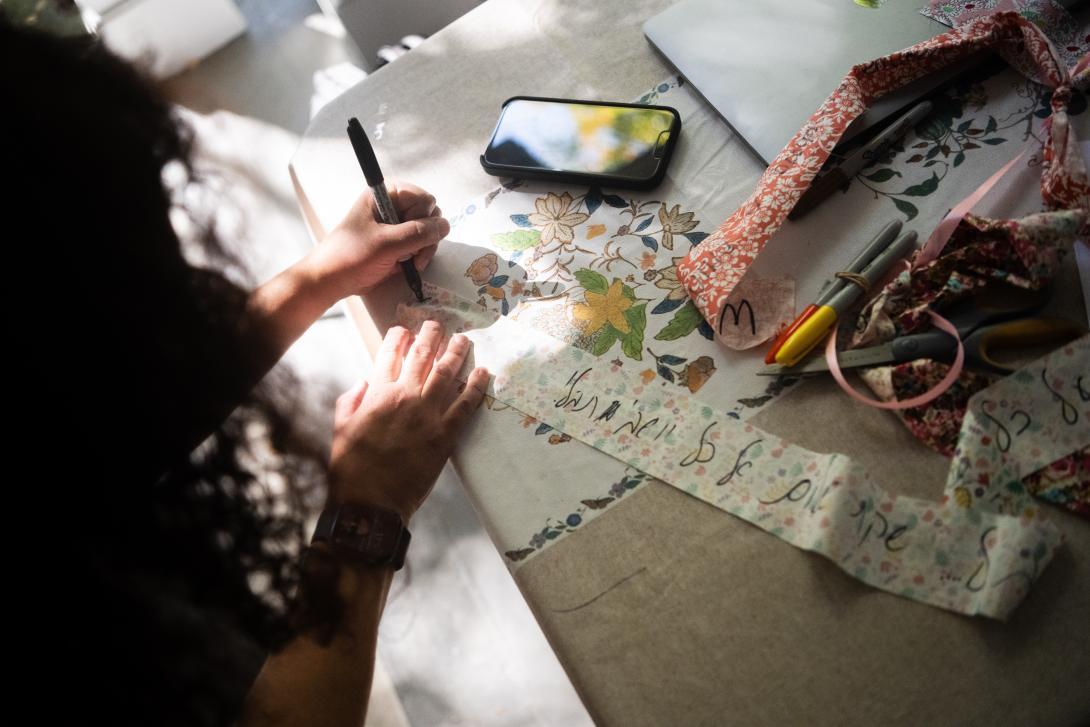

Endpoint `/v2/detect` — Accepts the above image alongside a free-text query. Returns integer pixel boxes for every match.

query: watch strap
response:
[311,503,410,570]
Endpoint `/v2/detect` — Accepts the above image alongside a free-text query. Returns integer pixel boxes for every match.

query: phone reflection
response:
[487,100,674,178]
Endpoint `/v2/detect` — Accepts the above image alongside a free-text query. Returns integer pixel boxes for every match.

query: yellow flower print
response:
[572,279,633,335]
[528,192,590,244]
[657,203,698,250]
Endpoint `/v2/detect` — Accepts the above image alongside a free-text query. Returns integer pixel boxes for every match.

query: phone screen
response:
[484,99,675,179]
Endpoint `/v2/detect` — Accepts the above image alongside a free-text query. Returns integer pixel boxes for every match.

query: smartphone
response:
[480,96,681,190]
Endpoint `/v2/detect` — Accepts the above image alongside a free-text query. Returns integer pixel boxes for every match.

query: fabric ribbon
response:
[822,150,1025,408]
[824,309,965,409]
[678,12,1090,349]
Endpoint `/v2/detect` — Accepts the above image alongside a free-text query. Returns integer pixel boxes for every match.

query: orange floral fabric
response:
[677,12,1090,343]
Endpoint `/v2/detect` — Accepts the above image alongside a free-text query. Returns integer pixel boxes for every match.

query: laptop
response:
[643,0,988,163]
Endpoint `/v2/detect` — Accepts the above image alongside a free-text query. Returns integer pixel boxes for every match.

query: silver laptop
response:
[643,0,965,163]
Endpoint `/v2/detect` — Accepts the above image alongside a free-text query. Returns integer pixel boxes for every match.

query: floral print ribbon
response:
[677,12,1090,348]
[922,0,1090,70]
[399,283,1088,619]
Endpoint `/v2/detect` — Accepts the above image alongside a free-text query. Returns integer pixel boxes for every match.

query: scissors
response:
[759,284,1087,377]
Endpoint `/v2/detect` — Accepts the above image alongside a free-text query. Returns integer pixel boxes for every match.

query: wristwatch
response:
[310,503,411,570]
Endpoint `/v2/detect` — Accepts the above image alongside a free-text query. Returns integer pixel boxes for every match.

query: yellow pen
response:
[766,220,902,364]
[775,230,918,367]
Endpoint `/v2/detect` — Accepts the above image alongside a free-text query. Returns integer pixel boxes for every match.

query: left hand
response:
[328,321,490,522]
[308,181,449,301]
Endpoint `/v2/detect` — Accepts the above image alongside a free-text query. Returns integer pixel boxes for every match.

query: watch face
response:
[341,512,372,538]
[331,505,401,560]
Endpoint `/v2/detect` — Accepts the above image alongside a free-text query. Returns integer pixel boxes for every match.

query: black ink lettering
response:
[571,394,599,417]
[849,499,869,537]
[635,417,661,438]
[980,400,1011,452]
[857,510,890,547]
[848,498,911,552]
[966,527,995,592]
[885,525,909,552]
[655,423,677,441]
[1041,366,1078,425]
[612,406,643,437]
[596,401,621,422]
[555,369,592,409]
[802,484,831,515]
[679,422,718,467]
[716,438,763,486]
[1010,409,1031,436]
[717,298,756,336]
[759,478,812,505]
[1077,375,1089,402]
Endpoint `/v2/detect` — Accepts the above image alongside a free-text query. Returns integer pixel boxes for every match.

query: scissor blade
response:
[758,342,897,376]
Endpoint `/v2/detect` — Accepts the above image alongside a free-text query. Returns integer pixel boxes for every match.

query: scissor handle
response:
[963,317,1087,374]
[890,328,959,363]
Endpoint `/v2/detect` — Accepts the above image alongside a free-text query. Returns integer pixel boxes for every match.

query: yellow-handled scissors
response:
[759,285,1086,377]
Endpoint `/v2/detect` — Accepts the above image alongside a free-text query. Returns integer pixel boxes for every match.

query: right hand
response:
[308,181,449,302]
[328,321,490,522]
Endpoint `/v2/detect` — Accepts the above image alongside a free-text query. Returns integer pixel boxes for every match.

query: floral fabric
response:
[677,12,1090,349]
[674,12,1090,517]
[921,0,1089,70]
[850,205,1089,518]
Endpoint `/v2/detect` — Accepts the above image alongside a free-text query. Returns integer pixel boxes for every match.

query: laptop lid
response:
[643,0,951,163]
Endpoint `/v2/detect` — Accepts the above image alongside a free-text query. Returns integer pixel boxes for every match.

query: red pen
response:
[765,304,817,364]
[765,220,904,364]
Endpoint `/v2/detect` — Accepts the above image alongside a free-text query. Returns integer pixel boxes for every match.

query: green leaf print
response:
[591,326,618,356]
[491,229,542,251]
[903,172,939,197]
[575,269,609,294]
[654,300,703,341]
[620,304,647,360]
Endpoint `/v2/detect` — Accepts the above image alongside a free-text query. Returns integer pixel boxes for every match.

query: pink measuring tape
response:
[822,152,1028,409]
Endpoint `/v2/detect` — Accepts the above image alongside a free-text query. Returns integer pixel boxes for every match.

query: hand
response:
[328,321,490,522]
[308,181,450,301]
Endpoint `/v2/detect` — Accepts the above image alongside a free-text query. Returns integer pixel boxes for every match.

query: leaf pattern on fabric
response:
[503,470,652,562]
[848,64,1085,219]
[677,12,1090,347]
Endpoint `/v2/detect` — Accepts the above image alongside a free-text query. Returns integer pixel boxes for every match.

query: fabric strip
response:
[401,284,1088,620]
[678,12,1090,349]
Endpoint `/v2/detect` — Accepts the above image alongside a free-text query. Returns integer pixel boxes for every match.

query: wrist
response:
[296,241,354,308]
[311,499,412,569]
[327,472,417,524]
[295,543,393,644]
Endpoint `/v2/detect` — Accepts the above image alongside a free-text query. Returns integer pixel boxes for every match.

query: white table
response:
[291,1,1090,723]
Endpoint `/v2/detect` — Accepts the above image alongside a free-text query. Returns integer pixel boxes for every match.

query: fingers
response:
[400,320,443,391]
[388,180,437,220]
[401,194,437,221]
[334,378,369,423]
[442,367,490,431]
[380,215,450,258]
[414,243,439,271]
[373,326,413,383]
[422,333,470,401]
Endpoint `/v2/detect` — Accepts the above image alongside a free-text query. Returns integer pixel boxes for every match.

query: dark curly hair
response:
[3,18,326,726]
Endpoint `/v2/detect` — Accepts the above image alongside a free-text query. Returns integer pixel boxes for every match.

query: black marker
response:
[346,117,426,302]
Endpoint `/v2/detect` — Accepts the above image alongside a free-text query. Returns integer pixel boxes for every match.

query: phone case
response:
[479,95,682,191]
